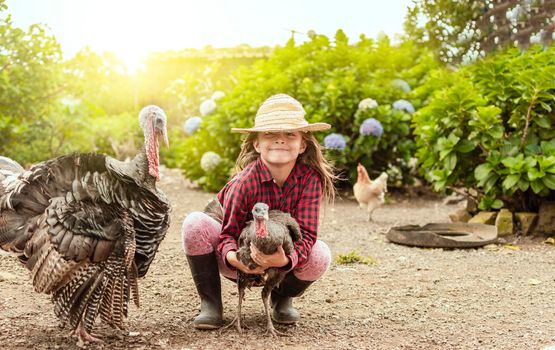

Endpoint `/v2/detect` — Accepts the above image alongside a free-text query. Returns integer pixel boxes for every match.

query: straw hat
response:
[231,94,331,133]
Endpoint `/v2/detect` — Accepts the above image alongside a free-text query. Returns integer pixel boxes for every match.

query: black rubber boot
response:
[187,252,224,329]
[271,273,314,324]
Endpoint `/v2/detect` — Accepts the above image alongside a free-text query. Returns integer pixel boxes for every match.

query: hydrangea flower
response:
[211,91,225,101]
[200,99,216,117]
[358,98,378,110]
[392,99,415,114]
[183,116,202,135]
[200,151,221,172]
[323,133,346,151]
[360,118,384,137]
[391,79,411,93]
[529,30,544,44]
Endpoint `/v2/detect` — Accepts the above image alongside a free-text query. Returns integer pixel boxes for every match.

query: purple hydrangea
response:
[184,116,202,135]
[391,79,411,93]
[323,133,346,151]
[360,118,384,137]
[392,99,415,114]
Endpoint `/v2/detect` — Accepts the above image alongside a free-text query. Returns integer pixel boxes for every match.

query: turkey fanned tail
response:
[51,213,139,334]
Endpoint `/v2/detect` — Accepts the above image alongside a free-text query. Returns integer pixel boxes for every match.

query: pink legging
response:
[181,211,331,282]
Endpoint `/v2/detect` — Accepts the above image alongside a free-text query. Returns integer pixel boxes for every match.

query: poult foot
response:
[264,325,288,338]
[220,316,248,334]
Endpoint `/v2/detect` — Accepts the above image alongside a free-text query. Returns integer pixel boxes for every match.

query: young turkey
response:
[223,202,302,337]
[0,105,171,343]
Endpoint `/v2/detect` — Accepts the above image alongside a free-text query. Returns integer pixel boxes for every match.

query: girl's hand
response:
[226,250,266,275]
[250,244,289,269]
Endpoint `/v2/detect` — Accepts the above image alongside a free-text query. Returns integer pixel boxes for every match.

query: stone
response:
[535,201,555,236]
[468,211,497,225]
[495,209,513,237]
[514,212,538,235]
[443,193,465,205]
[449,208,471,223]
[466,197,479,214]
[0,271,17,282]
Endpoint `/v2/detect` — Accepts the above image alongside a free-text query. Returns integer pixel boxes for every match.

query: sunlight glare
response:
[77,0,211,73]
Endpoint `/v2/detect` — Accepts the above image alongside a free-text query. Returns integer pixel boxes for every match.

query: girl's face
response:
[253,131,307,168]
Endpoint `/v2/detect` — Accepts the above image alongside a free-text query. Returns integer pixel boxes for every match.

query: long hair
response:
[235,132,337,202]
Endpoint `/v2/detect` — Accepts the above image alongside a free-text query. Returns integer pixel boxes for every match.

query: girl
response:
[181,93,337,329]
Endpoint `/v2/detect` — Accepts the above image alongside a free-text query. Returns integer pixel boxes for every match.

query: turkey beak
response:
[263,211,269,220]
[156,128,170,148]
[162,129,169,148]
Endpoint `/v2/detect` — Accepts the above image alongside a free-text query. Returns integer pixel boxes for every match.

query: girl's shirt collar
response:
[255,157,308,185]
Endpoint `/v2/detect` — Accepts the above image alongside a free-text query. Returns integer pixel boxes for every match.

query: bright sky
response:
[6,0,412,70]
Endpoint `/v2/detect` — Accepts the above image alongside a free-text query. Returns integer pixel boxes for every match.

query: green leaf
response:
[439,149,451,160]
[447,133,460,145]
[540,140,555,155]
[488,125,504,139]
[445,153,457,171]
[475,163,493,181]
[502,174,520,190]
[540,102,551,112]
[523,156,537,169]
[491,199,504,209]
[542,174,555,190]
[501,154,524,170]
[538,156,555,171]
[518,179,529,192]
[456,139,476,153]
[531,180,545,194]
[535,117,551,128]
[484,174,499,193]
[527,168,544,181]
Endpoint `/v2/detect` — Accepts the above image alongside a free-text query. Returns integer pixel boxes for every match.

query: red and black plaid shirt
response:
[217,157,322,271]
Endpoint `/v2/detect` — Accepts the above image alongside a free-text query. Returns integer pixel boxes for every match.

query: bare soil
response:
[1,168,555,350]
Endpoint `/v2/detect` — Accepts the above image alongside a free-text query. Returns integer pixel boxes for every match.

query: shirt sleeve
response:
[217,179,251,269]
[286,173,322,271]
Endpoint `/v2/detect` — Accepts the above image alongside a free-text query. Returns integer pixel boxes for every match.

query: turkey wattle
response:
[0,105,171,342]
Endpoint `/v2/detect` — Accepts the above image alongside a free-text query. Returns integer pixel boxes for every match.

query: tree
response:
[0,0,63,158]
[404,0,555,64]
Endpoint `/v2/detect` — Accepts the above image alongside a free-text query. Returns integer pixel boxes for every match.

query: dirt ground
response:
[1,167,555,350]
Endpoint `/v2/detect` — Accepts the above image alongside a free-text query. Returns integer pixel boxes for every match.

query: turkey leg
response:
[262,271,287,337]
[222,283,248,333]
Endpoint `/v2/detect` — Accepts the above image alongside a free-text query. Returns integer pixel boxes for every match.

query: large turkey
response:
[0,105,171,342]
[223,202,302,337]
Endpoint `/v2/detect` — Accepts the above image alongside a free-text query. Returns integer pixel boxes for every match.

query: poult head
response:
[252,202,269,221]
[252,202,269,238]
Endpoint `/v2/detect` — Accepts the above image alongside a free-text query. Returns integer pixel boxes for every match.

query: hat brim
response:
[231,122,331,134]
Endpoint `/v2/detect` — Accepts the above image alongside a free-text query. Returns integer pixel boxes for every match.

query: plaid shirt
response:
[217,157,322,271]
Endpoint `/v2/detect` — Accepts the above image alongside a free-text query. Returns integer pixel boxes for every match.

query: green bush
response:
[0,0,64,161]
[413,45,555,211]
[168,31,440,191]
[9,101,143,166]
